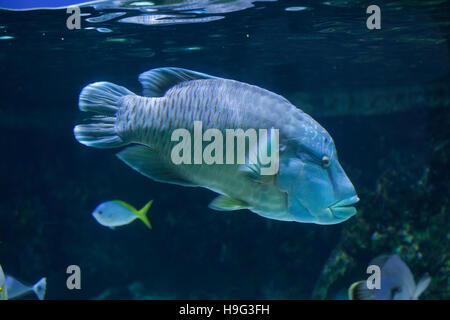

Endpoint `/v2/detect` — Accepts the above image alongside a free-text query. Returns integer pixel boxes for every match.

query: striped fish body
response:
[115,78,309,220]
[74,67,358,225]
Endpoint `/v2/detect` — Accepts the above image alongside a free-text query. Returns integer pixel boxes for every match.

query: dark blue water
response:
[0,0,448,300]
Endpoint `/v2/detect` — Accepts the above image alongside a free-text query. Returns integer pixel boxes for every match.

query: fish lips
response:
[329,195,360,220]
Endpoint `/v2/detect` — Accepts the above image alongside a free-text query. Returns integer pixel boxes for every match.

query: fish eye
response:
[321,155,331,168]
[97,210,103,215]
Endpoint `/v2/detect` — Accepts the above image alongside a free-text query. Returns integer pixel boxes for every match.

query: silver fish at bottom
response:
[74,67,359,225]
[348,254,431,300]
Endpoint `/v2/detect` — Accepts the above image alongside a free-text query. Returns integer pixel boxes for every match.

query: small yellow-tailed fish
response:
[0,265,7,300]
[92,200,153,230]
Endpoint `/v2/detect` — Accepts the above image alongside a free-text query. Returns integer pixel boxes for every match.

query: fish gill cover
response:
[0,0,448,300]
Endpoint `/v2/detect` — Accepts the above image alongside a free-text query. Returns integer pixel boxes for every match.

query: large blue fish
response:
[74,67,359,225]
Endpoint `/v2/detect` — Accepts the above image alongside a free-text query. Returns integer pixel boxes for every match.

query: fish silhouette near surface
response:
[74,67,359,225]
[349,254,431,300]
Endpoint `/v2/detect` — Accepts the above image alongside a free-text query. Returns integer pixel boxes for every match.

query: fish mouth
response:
[329,195,360,219]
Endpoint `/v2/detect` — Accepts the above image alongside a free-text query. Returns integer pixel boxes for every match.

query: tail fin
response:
[32,277,46,300]
[74,82,134,148]
[136,200,153,230]
[348,281,374,300]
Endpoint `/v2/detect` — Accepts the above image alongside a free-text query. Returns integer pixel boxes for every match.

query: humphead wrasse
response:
[74,67,359,225]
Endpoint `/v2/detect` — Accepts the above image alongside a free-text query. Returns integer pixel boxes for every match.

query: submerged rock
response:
[312,107,450,299]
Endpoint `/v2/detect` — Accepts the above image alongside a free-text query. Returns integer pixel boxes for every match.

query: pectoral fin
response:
[239,128,280,183]
[116,145,197,187]
[209,195,249,211]
[413,275,431,300]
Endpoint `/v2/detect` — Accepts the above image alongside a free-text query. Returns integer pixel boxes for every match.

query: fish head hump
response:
[276,118,359,225]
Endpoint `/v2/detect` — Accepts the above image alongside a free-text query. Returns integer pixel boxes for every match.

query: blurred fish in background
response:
[4,275,47,300]
[348,254,431,300]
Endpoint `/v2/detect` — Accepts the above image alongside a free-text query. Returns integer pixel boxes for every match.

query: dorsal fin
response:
[138,67,219,97]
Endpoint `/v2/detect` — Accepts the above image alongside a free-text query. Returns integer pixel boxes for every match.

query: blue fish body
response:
[75,67,359,225]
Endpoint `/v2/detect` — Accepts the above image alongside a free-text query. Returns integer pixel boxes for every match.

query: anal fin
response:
[209,195,249,211]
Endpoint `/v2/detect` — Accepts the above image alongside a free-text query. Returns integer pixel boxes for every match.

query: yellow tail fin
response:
[136,200,153,229]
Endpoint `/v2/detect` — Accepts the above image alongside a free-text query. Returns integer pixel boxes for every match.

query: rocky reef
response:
[312,107,449,299]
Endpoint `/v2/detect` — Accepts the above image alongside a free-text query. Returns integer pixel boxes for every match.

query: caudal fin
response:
[74,82,134,148]
[136,200,153,230]
[32,277,46,300]
[348,281,374,300]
